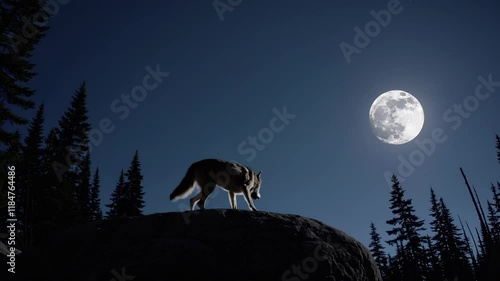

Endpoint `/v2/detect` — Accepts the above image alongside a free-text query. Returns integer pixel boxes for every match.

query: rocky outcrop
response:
[17,210,381,281]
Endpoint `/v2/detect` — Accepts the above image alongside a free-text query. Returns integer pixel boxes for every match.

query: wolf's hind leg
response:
[189,192,202,210]
[228,192,237,209]
[196,180,216,210]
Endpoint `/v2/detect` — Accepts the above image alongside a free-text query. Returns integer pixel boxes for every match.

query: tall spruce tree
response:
[486,201,499,243]
[106,170,127,218]
[386,174,427,281]
[429,188,443,242]
[55,82,91,176]
[124,150,145,216]
[52,82,91,225]
[369,222,389,279]
[89,168,103,221]
[428,188,445,280]
[438,197,473,280]
[0,0,49,146]
[19,103,45,250]
[487,182,500,243]
[488,181,500,246]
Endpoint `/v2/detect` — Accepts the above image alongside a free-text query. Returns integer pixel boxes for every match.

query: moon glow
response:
[369,90,424,145]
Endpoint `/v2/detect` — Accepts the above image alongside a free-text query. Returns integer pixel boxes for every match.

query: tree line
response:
[369,136,500,281]
[0,0,145,252]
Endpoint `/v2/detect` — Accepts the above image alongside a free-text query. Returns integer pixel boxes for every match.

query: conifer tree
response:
[386,174,427,281]
[369,222,389,279]
[0,0,49,145]
[487,201,499,243]
[89,168,103,220]
[428,189,446,280]
[55,82,91,176]
[486,182,500,244]
[106,170,127,218]
[438,197,473,280]
[47,83,91,226]
[429,188,442,240]
[124,150,145,216]
[492,182,500,210]
[19,103,45,249]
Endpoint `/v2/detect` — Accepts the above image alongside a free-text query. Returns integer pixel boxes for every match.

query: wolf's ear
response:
[257,171,262,178]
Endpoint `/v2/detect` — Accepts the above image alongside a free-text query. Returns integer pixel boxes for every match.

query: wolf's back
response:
[169,164,196,200]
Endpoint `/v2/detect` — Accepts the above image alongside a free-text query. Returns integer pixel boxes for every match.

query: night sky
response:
[24,0,500,249]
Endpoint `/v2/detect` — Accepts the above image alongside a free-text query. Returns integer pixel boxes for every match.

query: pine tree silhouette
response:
[19,104,45,250]
[124,150,145,216]
[386,174,427,281]
[369,222,389,280]
[438,197,473,280]
[428,188,445,280]
[53,82,92,224]
[89,168,103,220]
[486,200,499,243]
[30,83,92,240]
[106,170,127,218]
[56,82,91,172]
[0,0,49,146]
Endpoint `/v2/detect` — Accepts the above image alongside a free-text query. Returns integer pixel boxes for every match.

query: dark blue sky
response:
[25,0,499,248]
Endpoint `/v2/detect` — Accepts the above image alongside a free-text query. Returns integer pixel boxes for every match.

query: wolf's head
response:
[251,171,262,200]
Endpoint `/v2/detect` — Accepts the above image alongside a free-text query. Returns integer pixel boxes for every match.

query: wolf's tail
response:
[170,165,196,201]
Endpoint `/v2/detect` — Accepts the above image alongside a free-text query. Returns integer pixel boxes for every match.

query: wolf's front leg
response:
[242,187,258,211]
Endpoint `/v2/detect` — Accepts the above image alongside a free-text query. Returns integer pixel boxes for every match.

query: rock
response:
[19,210,381,281]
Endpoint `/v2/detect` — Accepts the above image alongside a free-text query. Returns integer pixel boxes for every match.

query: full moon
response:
[369,90,424,145]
